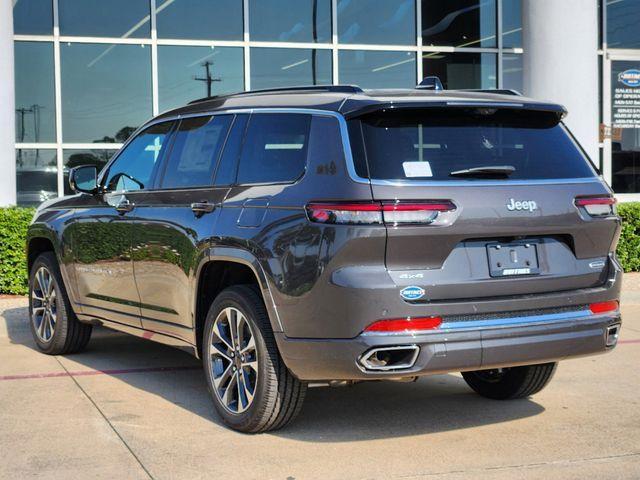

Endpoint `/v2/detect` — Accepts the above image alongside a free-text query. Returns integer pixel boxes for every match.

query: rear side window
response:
[160,115,232,189]
[236,113,311,184]
[352,109,596,181]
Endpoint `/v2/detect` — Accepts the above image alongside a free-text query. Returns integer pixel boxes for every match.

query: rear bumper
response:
[276,311,621,381]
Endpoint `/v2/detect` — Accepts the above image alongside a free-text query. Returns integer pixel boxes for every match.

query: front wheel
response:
[202,285,306,433]
[462,363,557,400]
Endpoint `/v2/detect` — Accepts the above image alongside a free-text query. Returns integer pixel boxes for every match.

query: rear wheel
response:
[462,363,557,400]
[29,252,92,355]
[202,285,306,433]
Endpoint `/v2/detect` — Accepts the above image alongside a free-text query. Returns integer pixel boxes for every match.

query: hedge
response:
[2,203,640,295]
[0,207,34,295]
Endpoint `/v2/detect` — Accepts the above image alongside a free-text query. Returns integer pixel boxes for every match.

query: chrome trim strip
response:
[440,309,593,331]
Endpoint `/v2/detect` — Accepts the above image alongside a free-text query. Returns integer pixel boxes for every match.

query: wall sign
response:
[613,67,640,129]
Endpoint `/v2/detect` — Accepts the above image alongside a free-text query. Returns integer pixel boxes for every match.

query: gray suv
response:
[26,84,622,433]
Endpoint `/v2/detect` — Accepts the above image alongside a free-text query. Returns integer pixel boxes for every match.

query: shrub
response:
[616,202,640,272]
[0,207,34,295]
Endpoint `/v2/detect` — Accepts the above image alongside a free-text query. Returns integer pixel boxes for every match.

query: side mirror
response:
[69,165,98,194]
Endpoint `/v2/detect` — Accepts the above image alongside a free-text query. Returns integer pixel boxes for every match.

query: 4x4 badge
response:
[400,286,425,301]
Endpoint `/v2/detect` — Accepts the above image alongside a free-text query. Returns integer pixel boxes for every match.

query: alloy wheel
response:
[208,307,258,414]
[31,266,57,343]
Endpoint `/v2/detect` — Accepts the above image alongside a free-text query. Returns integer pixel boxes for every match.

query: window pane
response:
[16,149,57,206]
[339,50,416,89]
[215,115,248,186]
[250,48,331,90]
[250,0,331,43]
[63,149,114,196]
[156,0,243,40]
[502,54,522,92]
[237,114,311,184]
[161,116,232,189]
[607,0,640,48]
[338,0,415,45]
[13,0,53,35]
[158,46,244,112]
[59,0,150,38]
[61,43,152,143]
[15,42,56,143]
[104,122,174,192]
[423,52,496,89]
[422,0,496,48]
[502,0,522,48]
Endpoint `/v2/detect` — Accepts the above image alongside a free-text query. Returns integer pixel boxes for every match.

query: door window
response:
[103,122,174,192]
[160,115,232,189]
[236,113,311,184]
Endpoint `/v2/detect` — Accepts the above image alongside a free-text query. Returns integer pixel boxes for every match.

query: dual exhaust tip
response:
[359,345,420,371]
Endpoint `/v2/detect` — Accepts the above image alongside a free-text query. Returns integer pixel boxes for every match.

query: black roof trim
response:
[188,85,364,105]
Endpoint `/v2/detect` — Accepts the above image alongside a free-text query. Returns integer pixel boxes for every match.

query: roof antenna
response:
[416,76,443,91]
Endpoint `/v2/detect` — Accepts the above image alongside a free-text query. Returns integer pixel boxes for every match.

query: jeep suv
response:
[26,84,622,433]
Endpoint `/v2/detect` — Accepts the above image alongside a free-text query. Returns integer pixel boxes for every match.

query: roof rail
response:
[457,88,523,96]
[188,84,363,105]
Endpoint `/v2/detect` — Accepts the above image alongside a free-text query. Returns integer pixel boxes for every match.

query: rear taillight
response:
[364,316,443,333]
[306,201,456,226]
[575,196,616,217]
[589,300,619,315]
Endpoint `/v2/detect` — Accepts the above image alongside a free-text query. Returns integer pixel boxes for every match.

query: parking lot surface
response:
[1,278,640,480]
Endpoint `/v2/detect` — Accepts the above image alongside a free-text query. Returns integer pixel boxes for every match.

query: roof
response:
[154,85,567,122]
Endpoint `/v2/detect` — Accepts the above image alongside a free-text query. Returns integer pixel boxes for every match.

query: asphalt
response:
[1,278,639,480]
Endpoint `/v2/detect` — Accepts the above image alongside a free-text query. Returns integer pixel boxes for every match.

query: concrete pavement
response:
[1,279,639,480]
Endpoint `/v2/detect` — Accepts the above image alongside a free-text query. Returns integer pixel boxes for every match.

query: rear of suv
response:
[26,84,622,433]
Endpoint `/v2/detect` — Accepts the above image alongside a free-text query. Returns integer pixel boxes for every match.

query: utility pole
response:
[194,61,221,98]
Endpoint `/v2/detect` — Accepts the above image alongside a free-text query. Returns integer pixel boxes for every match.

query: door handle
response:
[191,202,215,215]
[115,199,134,214]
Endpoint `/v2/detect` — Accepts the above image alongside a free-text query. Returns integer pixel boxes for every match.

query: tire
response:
[202,285,307,433]
[461,363,557,400]
[29,252,92,355]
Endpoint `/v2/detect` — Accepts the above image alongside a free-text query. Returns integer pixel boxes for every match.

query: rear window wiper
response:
[449,165,516,177]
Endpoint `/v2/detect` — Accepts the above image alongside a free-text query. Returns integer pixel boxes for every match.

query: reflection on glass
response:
[339,50,415,88]
[250,0,331,43]
[158,46,244,111]
[502,54,523,92]
[13,0,53,35]
[338,0,415,45]
[61,43,152,143]
[502,0,522,48]
[156,0,243,40]
[63,149,115,196]
[15,42,56,143]
[423,52,496,89]
[59,0,150,38]
[250,48,331,90]
[607,0,640,48]
[16,149,57,206]
[422,0,496,48]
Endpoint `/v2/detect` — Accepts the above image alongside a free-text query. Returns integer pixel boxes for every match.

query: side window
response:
[214,114,248,186]
[103,122,174,192]
[236,113,311,185]
[160,115,232,189]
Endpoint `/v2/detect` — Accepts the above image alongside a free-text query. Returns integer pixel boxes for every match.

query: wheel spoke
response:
[32,306,45,314]
[45,272,54,295]
[236,371,246,409]
[228,308,239,350]
[213,319,233,352]
[210,341,232,362]
[240,335,255,355]
[241,368,255,403]
[242,360,258,373]
[213,362,233,390]
[39,311,48,338]
[220,370,238,408]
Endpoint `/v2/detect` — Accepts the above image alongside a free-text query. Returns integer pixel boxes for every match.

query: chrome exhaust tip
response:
[359,345,420,371]
[606,323,621,347]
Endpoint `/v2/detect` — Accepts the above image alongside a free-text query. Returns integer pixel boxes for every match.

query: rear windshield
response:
[351,108,596,181]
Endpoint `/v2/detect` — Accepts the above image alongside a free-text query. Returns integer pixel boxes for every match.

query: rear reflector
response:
[589,300,619,315]
[306,201,456,226]
[575,196,616,217]
[364,316,443,333]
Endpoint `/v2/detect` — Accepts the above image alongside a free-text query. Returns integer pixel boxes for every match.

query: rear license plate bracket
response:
[486,242,540,277]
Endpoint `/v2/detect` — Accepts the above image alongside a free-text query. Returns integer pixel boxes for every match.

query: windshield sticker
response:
[403,161,433,178]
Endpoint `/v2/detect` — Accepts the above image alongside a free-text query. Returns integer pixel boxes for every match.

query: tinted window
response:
[607,0,640,48]
[250,0,332,43]
[156,0,243,40]
[503,54,523,92]
[15,42,56,143]
[338,0,415,45]
[59,0,150,37]
[13,0,53,35]
[214,115,248,186]
[161,116,232,189]
[353,110,596,181]
[104,122,174,192]
[250,48,332,90]
[16,149,58,206]
[502,0,522,48]
[339,50,415,89]
[422,0,496,47]
[237,114,311,184]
